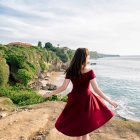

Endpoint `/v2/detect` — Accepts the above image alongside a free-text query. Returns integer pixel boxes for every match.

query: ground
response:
[0,101,140,140]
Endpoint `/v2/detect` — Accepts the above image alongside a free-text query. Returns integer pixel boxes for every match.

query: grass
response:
[0,86,68,107]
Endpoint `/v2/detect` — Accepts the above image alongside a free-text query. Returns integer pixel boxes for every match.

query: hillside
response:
[0,42,120,86]
[0,43,66,86]
[90,51,120,59]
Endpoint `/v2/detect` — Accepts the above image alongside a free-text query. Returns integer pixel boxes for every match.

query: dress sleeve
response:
[89,69,96,80]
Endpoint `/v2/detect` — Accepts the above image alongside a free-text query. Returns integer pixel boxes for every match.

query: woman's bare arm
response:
[90,78,118,108]
[90,78,112,103]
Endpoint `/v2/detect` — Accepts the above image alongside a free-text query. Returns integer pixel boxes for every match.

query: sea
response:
[59,56,140,122]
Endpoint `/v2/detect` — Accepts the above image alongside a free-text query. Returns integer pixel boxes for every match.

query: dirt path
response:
[0,101,65,140]
[0,101,140,140]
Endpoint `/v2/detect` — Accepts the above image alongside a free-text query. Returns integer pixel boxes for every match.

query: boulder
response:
[0,97,17,112]
[42,83,57,90]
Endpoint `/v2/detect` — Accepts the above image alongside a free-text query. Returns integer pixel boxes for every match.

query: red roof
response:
[8,42,33,46]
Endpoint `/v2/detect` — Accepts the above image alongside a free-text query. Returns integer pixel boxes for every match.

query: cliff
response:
[0,100,139,140]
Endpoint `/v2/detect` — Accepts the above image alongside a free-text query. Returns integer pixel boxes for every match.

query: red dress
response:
[55,69,115,137]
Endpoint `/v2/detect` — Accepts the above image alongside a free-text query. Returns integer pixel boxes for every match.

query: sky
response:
[0,0,140,55]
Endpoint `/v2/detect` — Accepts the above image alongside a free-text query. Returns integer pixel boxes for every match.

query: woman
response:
[43,48,118,140]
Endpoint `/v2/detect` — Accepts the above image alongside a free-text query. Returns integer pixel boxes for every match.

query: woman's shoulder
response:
[81,66,93,74]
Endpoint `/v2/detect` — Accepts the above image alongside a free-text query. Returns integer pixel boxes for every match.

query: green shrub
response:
[0,87,47,106]
[17,69,33,86]
[39,60,46,72]
[6,55,26,69]
[0,58,9,86]
[47,94,68,102]
[0,87,68,106]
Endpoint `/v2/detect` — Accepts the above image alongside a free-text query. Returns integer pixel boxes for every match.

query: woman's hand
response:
[109,100,118,108]
[42,92,51,98]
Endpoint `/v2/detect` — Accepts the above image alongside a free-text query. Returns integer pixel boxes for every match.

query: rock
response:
[44,77,49,80]
[44,75,50,79]
[14,120,18,122]
[0,97,17,111]
[49,61,63,71]
[0,107,5,111]
[29,80,43,90]
[13,108,19,112]
[42,86,49,90]
[61,63,69,70]
[46,83,57,90]
[0,97,14,105]
[90,62,96,65]
[23,109,28,111]
[0,112,7,118]
[37,131,44,135]
[8,122,13,125]
[38,73,44,79]
[32,135,43,140]
[19,136,26,140]
[60,68,65,72]
[41,82,57,90]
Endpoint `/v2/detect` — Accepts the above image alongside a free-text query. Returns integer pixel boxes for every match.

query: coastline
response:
[0,71,140,140]
[38,71,65,96]
[38,71,140,122]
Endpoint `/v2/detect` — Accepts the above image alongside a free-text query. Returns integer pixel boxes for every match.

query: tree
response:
[44,42,53,50]
[38,41,42,48]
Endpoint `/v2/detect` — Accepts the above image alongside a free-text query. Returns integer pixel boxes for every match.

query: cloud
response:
[0,0,140,55]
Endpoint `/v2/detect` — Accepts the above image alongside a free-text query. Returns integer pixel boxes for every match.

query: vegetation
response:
[0,44,62,86]
[90,51,120,59]
[0,57,9,86]
[44,42,74,63]
[37,41,42,48]
[0,41,119,107]
[0,86,68,106]
[0,86,46,106]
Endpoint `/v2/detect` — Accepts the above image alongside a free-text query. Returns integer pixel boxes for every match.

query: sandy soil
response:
[0,101,139,140]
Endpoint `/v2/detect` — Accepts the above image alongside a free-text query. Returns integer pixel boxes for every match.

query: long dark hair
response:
[65,48,89,78]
